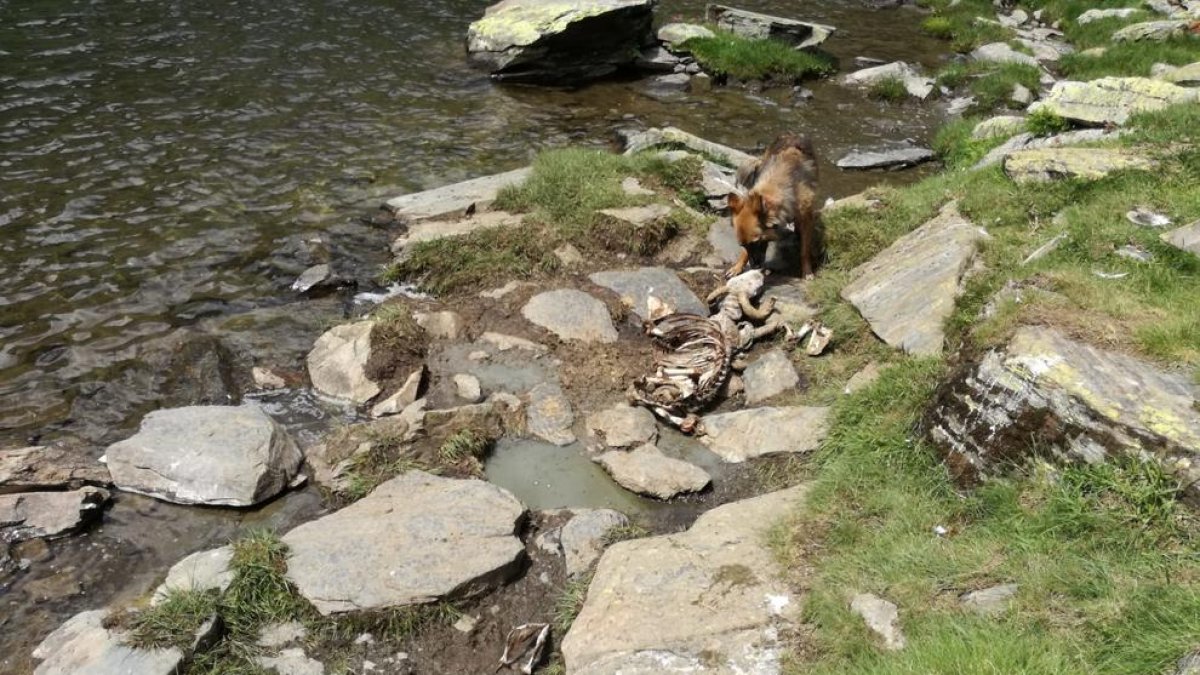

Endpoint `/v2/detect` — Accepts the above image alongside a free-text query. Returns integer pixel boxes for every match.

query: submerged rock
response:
[841,202,988,355]
[926,326,1200,502]
[706,4,835,49]
[32,609,183,675]
[1031,77,1199,125]
[283,471,525,615]
[836,145,936,171]
[527,382,576,446]
[589,266,707,319]
[465,0,656,83]
[0,487,108,541]
[105,404,303,507]
[306,320,380,404]
[1003,147,1157,182]
[562,485,808,674]
[595,443,711,499]
[700,406,831,461]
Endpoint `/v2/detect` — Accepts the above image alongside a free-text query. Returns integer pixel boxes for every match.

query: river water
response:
[0,0,947,668]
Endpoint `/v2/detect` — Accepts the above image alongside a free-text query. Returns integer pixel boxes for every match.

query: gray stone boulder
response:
[306,320,380,404]
[657,23,714,50]
[466,0,656,83]
[1003,147,1157,182]
[522,289,618,343]
[842,202,989,355]
[1113,19,1191,41]
[1162,220,1200,255]
[0,487,109,542]
[283,471,525,615]
[971,115,1027,140]
[927,326,1200,502]
[841,61,934,99]
[972,42,1039,67]
[585,404,657,451]
[700,406,831,462]
[1154,61,1200,86]
[589,267,706,319]
[32,609,183,675]
[1077,7,1138,23]
[527,383,576,446]
[152,546,234,604]
[850,593,906,651]
[385,167,531,222]
[836,146,936,171]
[562,485,808,674]
[960,583,1018,616]
[973,128,1126,169]
[706,4,835,49]
[1030,77,1199,125]
[595,444,711,499]
[0,445,110,493]
[620,126,755,167]
[742,349,799,403]
[105,404,303,507]
[560,509,630,576]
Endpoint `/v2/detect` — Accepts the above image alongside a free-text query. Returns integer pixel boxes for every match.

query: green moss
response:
[682,30,836,81]
[921,16,955,39]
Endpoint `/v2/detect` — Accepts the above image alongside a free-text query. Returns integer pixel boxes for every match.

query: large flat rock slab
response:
[32,609,183,675]
[0,487,109,542]
[621,127,755,167]
[105,404,302,507]
[700,406,831,462]
[283,471,525,615]
[1162,220,1200,255]
[466,0,655,82]
[706,4,835,49]
[522,289,618,343]
[595,443,711,499]
[742,349,799,404]
[927,327,1200,501]
[973,128,1125,169]
[0,445,110,494]
[1031,77,1199,126]
[306,320,380,404]
[841,202,989,355]
[392,210,524,256]
[840,61,934,99]
[385,167,531,221]
[1003,147,1157,182]
[836,145,936,171]
[589,267,706,319]
[562,485,808,674]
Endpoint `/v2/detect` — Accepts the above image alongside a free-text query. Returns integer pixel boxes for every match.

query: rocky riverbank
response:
[7,0,1200,673]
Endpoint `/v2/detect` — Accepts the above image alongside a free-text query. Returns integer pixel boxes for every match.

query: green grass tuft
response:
[553,574,593,636]
[921,16,955,39]
[682,30,836,81]
[867,77,909,101]
[1060,37,1200,80]
[1026,108,1073,136]
[124,589,220,650]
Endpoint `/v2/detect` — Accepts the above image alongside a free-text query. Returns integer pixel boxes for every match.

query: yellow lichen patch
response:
[469,2,626,49]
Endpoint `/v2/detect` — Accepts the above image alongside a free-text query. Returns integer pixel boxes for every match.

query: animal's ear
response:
[727,192,743,212]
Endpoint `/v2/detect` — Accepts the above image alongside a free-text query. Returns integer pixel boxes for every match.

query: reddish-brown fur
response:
[726,133,819,279]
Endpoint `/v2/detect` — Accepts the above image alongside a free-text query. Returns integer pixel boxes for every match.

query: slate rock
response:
[105,404,303,507]
[306,320,380,404]
[0,445,110,494]
[706,4,835,49]
[589,267,706,320]
[836,146,936,170]
[972,42,1039,67]
[32,609,183,675]
[560,509,630,577]
[283,471,525,614]
[585,404,658,450]
[657,22,715,49]
[1161,220,1200,255]
[385,168,531,221]
[153,546,235,604]
[522,290,618,344]
[700,406,831,462]
[0,487,109,542]
[596,444,711,499]
[742,349,800,404]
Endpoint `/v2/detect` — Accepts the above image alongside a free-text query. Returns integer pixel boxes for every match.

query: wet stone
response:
[595,443,711,499]
[836,145,936,171]
[0,445,110,494]
[527,383,576,446]
[306,320,379,404]
[0,487,109,542]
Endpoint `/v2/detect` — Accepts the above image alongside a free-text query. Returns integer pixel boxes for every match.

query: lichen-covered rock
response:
[1112,19,1191,41]
[283,471,525,614]
[841,202,989,355]
[1031,77,1199,125]
[705,4,835,49]
[971,115,1027,140]
[657,23,713,50]
[562,485,808,674]
[1003,147,1157,182]
[1155,61,1200,86]
[926,327,1200,502]
[466,0,656,83]
[105,404,303,507]
[306,320,379,404]
[973,128,1125,169]
[527,382,576,446]
[972,42,1039,67]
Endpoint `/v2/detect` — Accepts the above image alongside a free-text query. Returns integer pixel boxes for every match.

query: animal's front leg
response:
[725,248,749,279]
[797,213,815,280]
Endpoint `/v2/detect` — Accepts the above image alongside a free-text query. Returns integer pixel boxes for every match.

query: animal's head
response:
[727,190,779,268]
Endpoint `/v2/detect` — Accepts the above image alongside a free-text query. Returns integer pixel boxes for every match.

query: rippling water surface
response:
[1,0,947,667]
[0,0,946,444]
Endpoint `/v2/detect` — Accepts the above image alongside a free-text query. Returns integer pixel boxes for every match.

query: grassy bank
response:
[681,30,836,81]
